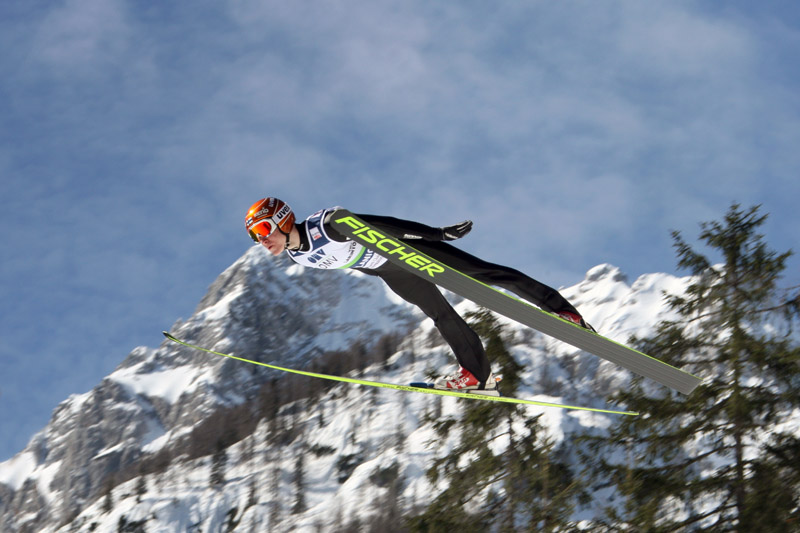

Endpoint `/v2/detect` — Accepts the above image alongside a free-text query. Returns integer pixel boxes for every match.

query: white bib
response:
[287,208,387,270]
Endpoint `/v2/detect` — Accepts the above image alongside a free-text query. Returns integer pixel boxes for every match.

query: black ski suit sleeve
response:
[323,212,448,242]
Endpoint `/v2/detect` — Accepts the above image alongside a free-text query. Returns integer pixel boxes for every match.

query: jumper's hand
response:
[440,220,473,241]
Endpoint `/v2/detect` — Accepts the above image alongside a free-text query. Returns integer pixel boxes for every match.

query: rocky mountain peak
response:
[0,256,687,532]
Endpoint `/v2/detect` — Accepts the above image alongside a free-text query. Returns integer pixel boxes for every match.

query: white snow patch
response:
[0,451,37,490]
[142,425,193,454]
[197,286,245,322]
[93,442,126,461]
[111,364,202,404]
[285,263,306,276]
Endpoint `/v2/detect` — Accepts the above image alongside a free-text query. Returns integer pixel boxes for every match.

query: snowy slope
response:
[0,249,691,532]
[0,247,419,532]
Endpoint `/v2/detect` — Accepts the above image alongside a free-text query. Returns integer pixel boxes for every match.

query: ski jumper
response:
[287,207,580,384]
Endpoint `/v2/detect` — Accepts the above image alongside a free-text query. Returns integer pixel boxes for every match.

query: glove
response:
[440,220,473,241]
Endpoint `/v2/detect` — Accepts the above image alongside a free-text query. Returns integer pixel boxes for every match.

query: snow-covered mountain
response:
[0,247,688,532]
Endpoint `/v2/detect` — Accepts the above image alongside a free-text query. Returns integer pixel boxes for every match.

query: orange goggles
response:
[248,219,278,242]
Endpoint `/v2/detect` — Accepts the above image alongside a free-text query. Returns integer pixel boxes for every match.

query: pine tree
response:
[582,204,800,530]
[135,474,146,504]
[210,440,228,488]
[292,453,307,514]
[367,463,406,532]
[407,309,582,531]
[268,461,282,527]
[246,478,258,509]
[101,481,114,514]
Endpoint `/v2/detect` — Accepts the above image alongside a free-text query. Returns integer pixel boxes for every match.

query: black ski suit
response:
[307,213,581,384]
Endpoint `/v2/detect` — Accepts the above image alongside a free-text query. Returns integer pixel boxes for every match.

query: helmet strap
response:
[282,229,299,251]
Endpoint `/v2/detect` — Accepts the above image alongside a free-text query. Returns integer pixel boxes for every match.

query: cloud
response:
[140,2,761,222]
[200,1,797,276]
[2,0,799,461]
[31,0,132,77]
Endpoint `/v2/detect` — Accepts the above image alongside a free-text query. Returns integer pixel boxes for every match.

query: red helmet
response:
[245,197,295,242]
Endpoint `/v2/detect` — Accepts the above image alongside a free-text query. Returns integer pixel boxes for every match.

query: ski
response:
[329,209,703,395]
[163,332,638,416]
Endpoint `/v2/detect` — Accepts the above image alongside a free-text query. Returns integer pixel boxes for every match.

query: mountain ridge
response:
[0,248,690,532]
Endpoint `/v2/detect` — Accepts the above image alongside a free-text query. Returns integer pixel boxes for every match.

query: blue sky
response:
[1,1,799,461]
